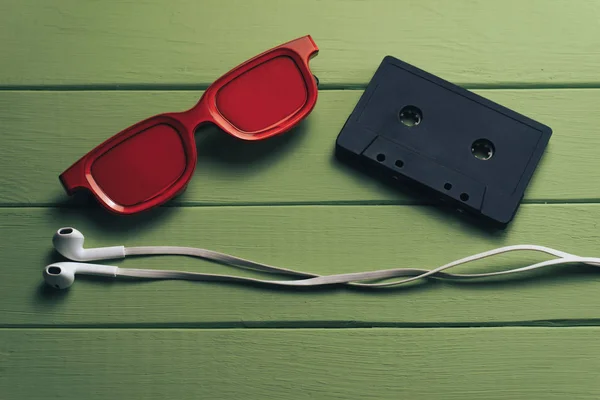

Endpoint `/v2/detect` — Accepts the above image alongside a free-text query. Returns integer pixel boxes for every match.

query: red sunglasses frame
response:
[59,35,319,215]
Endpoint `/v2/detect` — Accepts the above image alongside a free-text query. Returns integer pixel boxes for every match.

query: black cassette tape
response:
[335,56,552,227]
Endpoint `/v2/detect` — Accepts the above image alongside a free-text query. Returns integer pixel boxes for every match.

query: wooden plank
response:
[0,89,598,206]
[3,204,600,327]
[2,0,600,87]
[2,328,600,399]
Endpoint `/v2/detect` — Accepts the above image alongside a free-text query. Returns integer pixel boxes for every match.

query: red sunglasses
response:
[59,35,319,215]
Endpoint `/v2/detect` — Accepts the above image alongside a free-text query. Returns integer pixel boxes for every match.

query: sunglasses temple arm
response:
[284,35,319,61]
[59,158,87,195]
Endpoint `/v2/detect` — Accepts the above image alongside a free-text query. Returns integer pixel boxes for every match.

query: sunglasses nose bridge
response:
[171,99,213,132]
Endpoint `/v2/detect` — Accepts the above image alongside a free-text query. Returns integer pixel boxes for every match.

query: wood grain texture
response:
[2,0,600,87]
[4,204,600,327]
[2,328,600,399]
[2,89,599,206]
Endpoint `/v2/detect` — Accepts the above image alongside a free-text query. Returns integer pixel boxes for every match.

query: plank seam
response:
[3,83,600,91]
[1,200,600,209]
[2,320,600,329]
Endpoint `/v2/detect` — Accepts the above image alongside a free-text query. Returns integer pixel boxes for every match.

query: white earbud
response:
[43,262,118,289]
[52,227,125,261]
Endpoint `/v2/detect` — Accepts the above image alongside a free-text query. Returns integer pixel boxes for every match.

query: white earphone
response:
[44,262,118,289]
[52,227,125,261]
[44,227,600,289]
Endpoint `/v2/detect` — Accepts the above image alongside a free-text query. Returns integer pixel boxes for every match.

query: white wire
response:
[117,244,600,288]
[125,246,316,277]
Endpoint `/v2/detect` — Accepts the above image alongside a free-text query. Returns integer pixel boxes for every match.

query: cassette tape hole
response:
[471,139,495,160]
[399,105,422,127]
[460,193,470,201]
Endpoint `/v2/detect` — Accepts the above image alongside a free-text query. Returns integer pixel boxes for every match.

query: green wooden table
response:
[3,1,600,398]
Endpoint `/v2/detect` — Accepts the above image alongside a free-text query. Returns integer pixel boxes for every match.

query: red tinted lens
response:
[91,123,187,206]
[215,56,308,132]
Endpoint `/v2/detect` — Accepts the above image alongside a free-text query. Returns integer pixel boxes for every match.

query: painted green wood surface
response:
[4,89,600,206]
[2,0,600,87]
[2,1,600,399]
[4,204,600,327]
[3,328,600,399]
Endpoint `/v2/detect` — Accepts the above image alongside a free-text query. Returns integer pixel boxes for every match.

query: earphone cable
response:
[119,245,600,287]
